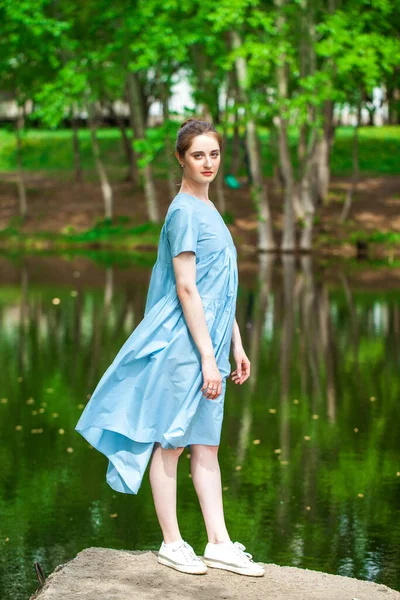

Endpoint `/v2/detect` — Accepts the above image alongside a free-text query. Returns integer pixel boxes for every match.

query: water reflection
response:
[0,254,399,599]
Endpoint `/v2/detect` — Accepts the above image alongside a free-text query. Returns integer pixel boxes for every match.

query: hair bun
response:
[180,118,197,129]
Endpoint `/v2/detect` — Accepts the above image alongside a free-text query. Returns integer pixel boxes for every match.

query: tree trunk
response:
[317,99,335,203]
[230,105,241,176]
[340,102,361,223]
[299,119,319,250]
[71,106,83,183]
[298,0,320,251]
[231,31,275,252]
[387,80,400,125]
[277,113,296,251]
[127,72,159,223]
[15,111,27,219]
[108,102,137,185]
[214,74,232,215]
[161,83,178,201]
[275,0,296,252]
[87,105,113,220]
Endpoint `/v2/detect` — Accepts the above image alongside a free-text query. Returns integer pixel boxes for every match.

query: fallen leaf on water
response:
[268,408,277,414]
[66,447,74,453]
[274,449,281,454]
[253,439,261,445]
[15,425,22,431]
[109,513,118,518]
[304,435,311,441]
[1,398,8,404]
[31,428,43,434]
[58,428,65,435]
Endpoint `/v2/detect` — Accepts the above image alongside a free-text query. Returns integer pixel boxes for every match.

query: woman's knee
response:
[152,443,185,461]
[164,445,185,459]
[190,444,219,459]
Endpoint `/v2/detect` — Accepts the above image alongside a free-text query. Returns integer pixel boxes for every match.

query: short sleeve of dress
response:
[166,205,200,258]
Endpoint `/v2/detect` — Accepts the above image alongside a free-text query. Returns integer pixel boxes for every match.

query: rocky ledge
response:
[30,547,400,600]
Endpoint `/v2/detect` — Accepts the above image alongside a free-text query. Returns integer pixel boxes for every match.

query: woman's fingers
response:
[202,378,222,400]
[231,360,251,384]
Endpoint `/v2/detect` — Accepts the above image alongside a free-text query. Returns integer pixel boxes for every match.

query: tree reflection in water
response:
[0,254,399,599]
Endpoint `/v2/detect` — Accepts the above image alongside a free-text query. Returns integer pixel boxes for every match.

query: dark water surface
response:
[0,254,399,599]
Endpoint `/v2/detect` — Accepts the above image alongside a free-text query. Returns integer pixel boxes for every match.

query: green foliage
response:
[350,230,400,245]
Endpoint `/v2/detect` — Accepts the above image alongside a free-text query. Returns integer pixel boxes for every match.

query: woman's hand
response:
[201,356,222,400]
[231,346,251,385]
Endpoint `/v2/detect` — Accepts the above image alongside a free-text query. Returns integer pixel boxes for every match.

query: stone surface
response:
[30,547,400,600]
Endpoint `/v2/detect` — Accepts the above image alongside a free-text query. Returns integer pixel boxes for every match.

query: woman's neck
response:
[179,181,210,201]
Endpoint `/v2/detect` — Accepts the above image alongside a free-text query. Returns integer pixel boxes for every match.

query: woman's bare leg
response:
[149,442,185,543]
[190,444,231,543]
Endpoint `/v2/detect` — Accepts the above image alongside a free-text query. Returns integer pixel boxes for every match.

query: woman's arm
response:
[172,251,222,400]
[230,317,251,385]
[231,317,242,351]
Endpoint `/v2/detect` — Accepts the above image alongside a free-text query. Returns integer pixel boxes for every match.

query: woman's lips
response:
[202,172,213,175]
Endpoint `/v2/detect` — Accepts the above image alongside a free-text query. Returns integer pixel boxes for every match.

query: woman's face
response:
[179,134,221,185]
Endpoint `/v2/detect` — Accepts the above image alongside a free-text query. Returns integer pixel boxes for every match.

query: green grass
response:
[1,125,399,178]
[0,218,162,254]
[349,230,400,245]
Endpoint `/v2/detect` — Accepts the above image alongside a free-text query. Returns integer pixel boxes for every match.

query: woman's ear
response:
[175,151,184,167]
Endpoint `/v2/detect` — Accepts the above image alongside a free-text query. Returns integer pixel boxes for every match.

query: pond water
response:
[0,253,399,599]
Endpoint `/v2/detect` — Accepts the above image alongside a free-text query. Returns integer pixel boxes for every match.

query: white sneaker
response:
[203,541,265,576]
[158,540,208,574]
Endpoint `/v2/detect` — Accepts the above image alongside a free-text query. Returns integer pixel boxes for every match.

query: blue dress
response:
[75,192,238,494]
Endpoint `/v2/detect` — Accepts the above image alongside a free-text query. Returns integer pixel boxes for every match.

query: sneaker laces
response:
[172,540,202,564]
[232,541,254,563]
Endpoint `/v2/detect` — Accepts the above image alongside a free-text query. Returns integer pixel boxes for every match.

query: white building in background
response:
[149,75,196,122]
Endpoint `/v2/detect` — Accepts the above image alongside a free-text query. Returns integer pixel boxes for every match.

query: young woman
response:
[75,118,264,577]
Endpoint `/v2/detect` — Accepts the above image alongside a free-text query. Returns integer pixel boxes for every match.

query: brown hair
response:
[175,118,223,158]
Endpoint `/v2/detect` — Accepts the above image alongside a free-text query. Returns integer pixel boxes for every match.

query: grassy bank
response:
[1,217,400,263]
[0,126,400,178]
[0,218,162,254]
